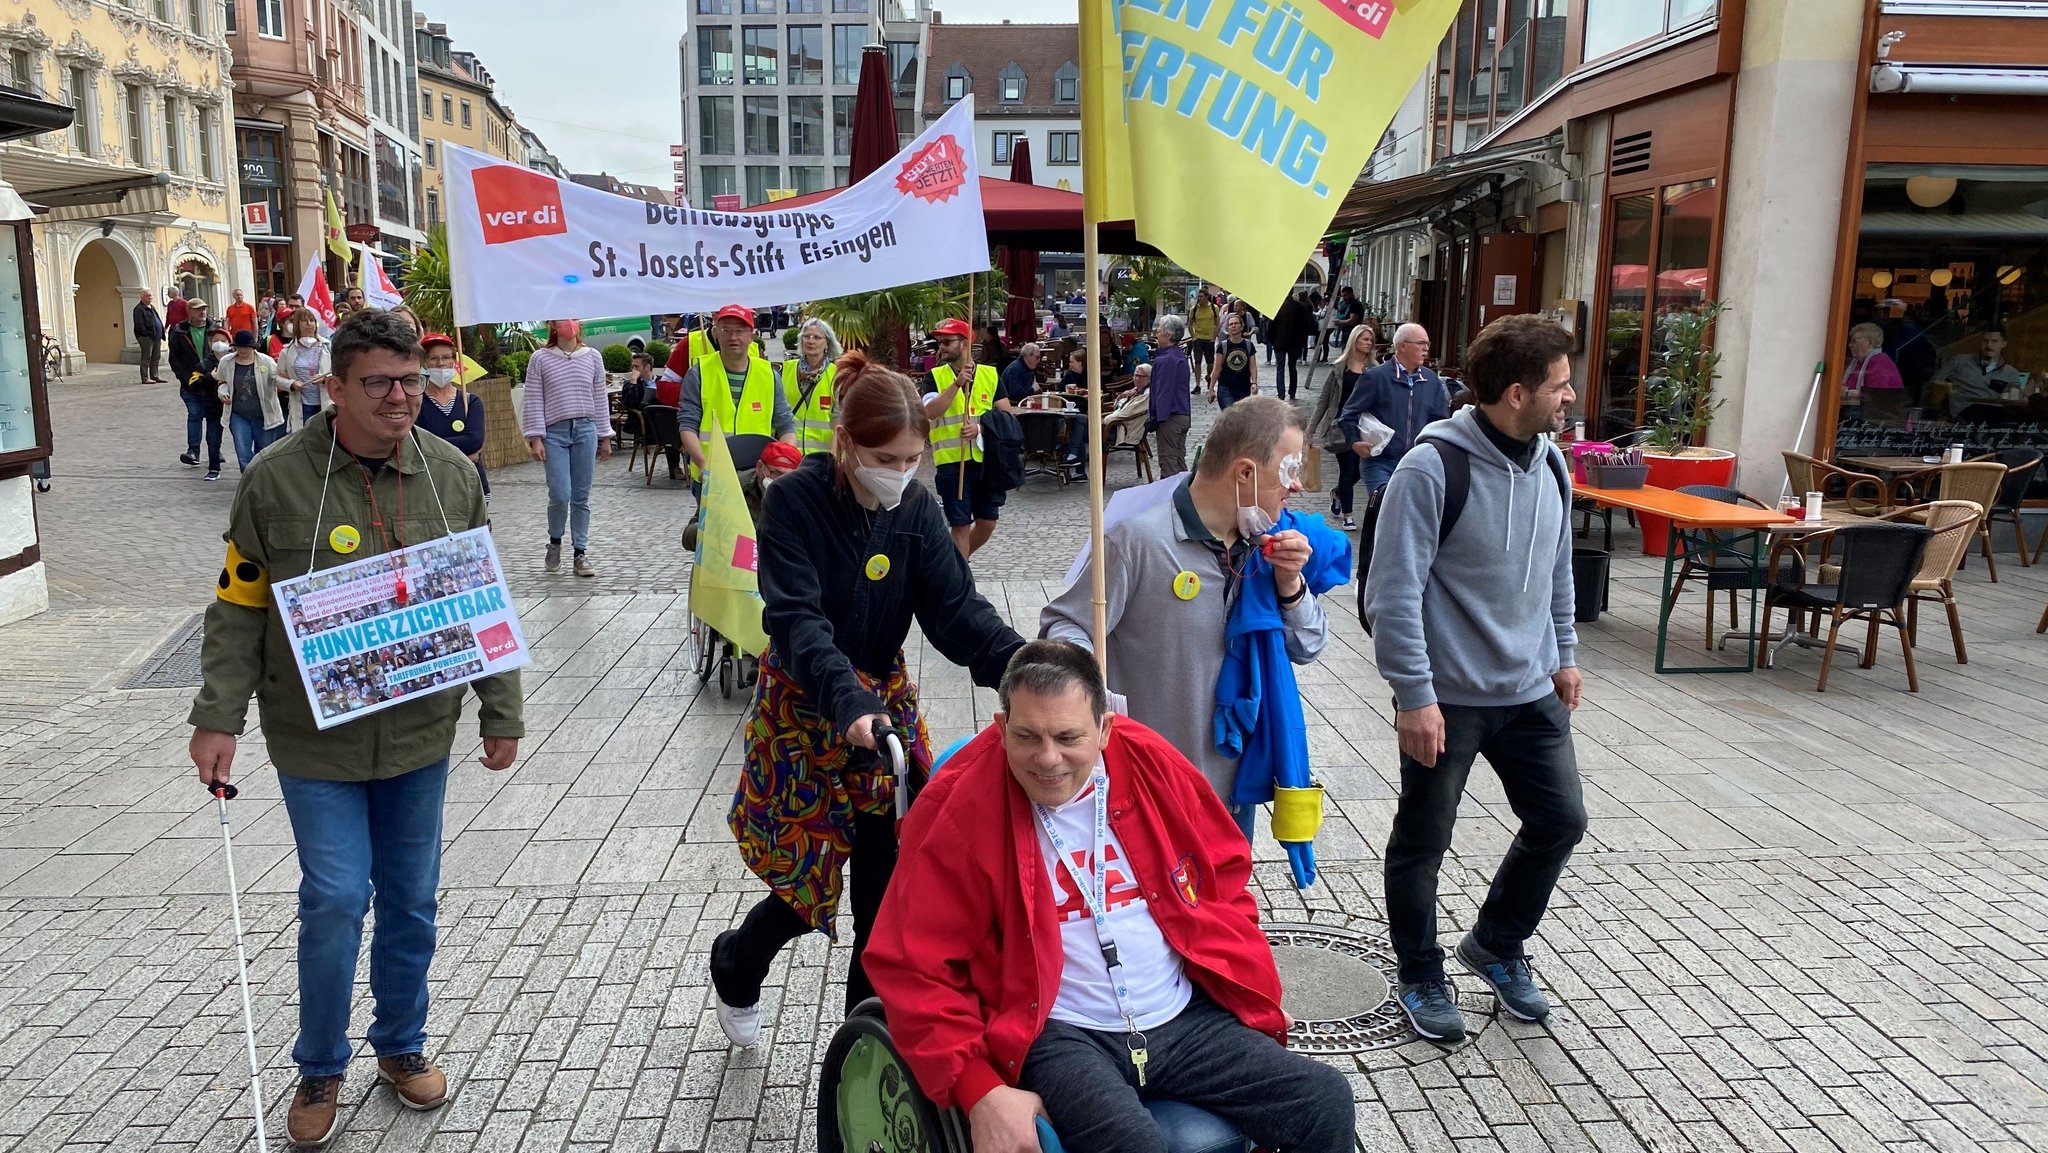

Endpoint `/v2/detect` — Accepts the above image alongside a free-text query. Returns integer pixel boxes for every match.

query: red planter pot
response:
[1637,450,1738,556]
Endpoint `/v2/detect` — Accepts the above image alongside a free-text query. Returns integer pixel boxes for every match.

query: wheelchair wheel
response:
[694,621,715,684]
[818,1002,966,1153]
[718,646,735,699]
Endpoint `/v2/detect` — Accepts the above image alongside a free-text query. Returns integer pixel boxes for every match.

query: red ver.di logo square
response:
[478,621,522,661]
[472,164,568,245]
[895,135,968,204]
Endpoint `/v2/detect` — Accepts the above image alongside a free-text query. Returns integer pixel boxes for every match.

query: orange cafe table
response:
[1575,484,1796,674]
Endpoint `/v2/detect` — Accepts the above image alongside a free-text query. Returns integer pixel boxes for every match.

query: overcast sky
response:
[416,0,1079,186]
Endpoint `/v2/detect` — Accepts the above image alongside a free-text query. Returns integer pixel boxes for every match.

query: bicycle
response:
[35,333,61,381]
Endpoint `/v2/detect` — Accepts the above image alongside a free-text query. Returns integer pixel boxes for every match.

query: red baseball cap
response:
[419,332,456,350]
[931,318,972,339]
[759,441,804,472]
[713,304,755,327]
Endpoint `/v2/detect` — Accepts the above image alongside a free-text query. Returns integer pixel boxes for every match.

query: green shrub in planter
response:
[782,327,799,350]
[602,344,634,373]
[646,340,671,367]
[502,349,533,383]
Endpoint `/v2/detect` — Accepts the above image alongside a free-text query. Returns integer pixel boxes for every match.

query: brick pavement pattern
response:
[4,366,2048,1151]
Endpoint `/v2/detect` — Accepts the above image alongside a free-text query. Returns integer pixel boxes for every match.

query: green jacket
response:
[188,410,524,780]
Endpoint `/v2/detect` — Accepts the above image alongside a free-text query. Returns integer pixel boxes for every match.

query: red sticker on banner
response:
[478,621,521,661]
[731,534,759,573]
[1319,0,1394,37]
[472,164,568,245]
[896,135,968,204]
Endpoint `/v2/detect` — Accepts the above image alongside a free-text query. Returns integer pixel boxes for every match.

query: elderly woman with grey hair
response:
[1148,313,1195,475]
[784,318,843,455]
[1844,320,1905,425]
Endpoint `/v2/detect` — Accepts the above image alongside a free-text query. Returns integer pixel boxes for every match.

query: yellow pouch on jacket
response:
[1270,784,1325,843]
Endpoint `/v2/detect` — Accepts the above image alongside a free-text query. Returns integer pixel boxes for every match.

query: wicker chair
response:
[1782,451,1888,514]
[1666,484,1789,649]
[1893,461,2008,581]
[1980,448,2042,568]
[1763,523,1931,692]
[1824,501,1979,665]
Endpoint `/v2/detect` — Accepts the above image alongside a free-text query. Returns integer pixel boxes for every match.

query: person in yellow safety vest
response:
[920,316,1012,558]
[678,304,796,489]
[783,318,841,457]
[658,323,720,393]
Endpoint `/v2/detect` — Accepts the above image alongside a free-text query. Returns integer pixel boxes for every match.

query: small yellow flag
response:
[455,353,489,386]
[324,187,350,261]
[1082,0,1461,311]
[688,413,769,657]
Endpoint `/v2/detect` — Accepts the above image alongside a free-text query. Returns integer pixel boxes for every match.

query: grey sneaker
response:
[544,540,562,572]
[1397,978,1467,1043]
[573,551,595,578]
[1456,933,1550,1022]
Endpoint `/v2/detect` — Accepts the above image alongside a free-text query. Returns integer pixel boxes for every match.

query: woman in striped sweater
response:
[521,319,614,577]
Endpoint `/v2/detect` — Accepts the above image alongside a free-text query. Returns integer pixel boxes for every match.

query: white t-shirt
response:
[1035,772,1192,1032]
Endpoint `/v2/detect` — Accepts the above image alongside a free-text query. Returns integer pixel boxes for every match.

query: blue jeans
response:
[543,418,598,549]
[277,759,450,1077]
[302,402,322,423]
[1360,454,1397,492]
[183,391,223,469]
[228,411,280,470]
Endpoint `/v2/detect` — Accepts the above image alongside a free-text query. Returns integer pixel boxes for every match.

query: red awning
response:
[747,176,1157,256]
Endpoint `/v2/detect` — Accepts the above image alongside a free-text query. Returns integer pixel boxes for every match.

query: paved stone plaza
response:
[5,363,2048,1152]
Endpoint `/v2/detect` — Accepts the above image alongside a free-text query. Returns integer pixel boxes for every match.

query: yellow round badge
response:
[865,554,892,581]
[1172,571,1201,601]
[451,419,466,432]
[329,525,361,554]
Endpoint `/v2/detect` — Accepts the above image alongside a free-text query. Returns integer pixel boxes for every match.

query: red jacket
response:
[866,718,1286,1115]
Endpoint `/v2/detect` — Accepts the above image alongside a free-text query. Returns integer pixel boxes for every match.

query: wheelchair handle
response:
[879,729,909,822]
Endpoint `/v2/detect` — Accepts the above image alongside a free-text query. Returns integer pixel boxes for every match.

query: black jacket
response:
[133,301,164,340]
[757,454,1025,733]
[1270,296,1314,354]
[167,322,220,398]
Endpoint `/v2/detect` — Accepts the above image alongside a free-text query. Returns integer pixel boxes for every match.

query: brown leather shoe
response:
[287,1075,343,1148]
[376,1053,448,1110]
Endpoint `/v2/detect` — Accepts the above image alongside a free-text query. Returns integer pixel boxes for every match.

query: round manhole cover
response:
[1266,921,1409,1053]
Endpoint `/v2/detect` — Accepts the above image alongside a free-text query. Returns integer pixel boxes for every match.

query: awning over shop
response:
[1858,211,2048,239]
[0,143,171,221]
[1328,134,1563,236]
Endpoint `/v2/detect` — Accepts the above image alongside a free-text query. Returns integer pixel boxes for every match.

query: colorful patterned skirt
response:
[731,646,934,938]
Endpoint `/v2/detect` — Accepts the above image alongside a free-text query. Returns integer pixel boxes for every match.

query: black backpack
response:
[980,406,1027,493]
[1355,441,1571,634]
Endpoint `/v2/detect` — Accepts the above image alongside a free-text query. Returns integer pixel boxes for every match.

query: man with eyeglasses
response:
[922,316,1011,557]
[1339,322,1450,492]
[187,309,524,1150]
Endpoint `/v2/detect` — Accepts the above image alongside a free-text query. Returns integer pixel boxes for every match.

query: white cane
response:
[211,782,271,1153]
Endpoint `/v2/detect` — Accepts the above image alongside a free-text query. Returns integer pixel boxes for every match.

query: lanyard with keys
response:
[1035,770,1151,1087]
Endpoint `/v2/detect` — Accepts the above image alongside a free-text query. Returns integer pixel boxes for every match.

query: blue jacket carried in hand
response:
[1213,509,1352,807]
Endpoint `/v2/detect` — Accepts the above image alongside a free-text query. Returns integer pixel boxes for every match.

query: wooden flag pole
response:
[1083,221,1107,670]
[958,272,974,501]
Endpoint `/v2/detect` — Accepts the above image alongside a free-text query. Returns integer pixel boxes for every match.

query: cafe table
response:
[1575,484,1796,673]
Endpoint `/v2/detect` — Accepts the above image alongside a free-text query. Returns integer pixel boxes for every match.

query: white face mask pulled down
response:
[855,464,914,509]
[1234,452,1302,539]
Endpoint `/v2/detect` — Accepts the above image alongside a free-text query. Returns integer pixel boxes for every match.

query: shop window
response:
[1834,164,2048,487]
[1595,178,1718,440]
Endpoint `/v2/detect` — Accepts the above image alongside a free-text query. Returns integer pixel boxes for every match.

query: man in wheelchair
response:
[867,641,1354,1153]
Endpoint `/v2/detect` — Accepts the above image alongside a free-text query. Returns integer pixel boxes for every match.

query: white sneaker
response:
[716,998,762,1047]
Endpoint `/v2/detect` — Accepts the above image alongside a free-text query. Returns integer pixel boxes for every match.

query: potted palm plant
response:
[1635,300,1737,555]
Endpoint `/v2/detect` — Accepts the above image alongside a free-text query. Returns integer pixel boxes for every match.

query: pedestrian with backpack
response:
[1361,314,1586,1048]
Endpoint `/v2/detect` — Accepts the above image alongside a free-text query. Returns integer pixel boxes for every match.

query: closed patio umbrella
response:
[1000,138,1040,345]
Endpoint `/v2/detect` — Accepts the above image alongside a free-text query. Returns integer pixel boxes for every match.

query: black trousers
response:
[1019,992,1354,1153]
[1277,352,1301,399]
[713,807,899,1015]
[1384,695,1587,984]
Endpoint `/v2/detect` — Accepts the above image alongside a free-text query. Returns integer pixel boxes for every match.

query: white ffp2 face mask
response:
[855,465,914,509]
[423,367,457,388]
[1236,474,1276,539]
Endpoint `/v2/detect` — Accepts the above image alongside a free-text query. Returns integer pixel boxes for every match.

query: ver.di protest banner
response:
[444,97,989,325]
[274,527,530,729]
[1083,0,1460,311]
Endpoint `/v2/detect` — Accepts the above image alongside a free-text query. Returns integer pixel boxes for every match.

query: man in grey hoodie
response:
[1362,313,1587,1045]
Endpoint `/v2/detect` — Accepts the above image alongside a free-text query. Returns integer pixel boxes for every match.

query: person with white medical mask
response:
[278,308,333,425]
[1041,396,1332,840]
[413,333,490,502]
[719,352,1026,1048]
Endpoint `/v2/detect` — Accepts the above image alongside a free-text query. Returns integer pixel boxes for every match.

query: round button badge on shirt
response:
[329,525,361,554]
[865,554,892,581]
[1172,571,1201,601]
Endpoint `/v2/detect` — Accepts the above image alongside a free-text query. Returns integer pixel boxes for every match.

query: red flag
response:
[295,255,339,335]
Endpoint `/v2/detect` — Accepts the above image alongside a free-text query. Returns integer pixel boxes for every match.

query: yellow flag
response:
[688,414,769,657]
[1082,0,1461,311]
[455,353,489,386]
[324,187,350,261]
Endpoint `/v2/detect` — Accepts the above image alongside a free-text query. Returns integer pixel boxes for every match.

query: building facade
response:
[1336,0,2048,497]
[3,0,246,371]
[361,0,422,264]
[227,0,372,298]
[571,172,668,206]
[920,19,1081,191]
[414,19,528,236]
[677,0,930,209]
